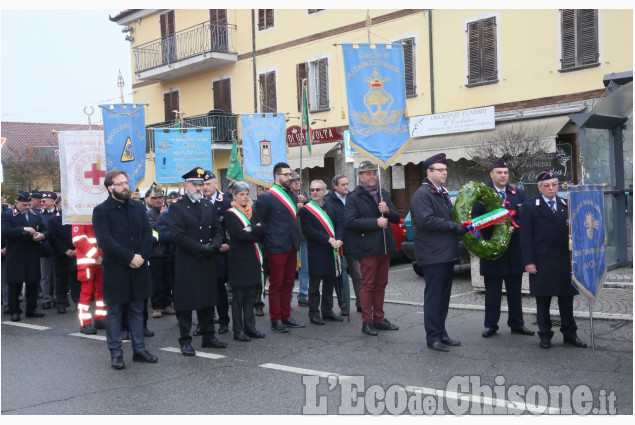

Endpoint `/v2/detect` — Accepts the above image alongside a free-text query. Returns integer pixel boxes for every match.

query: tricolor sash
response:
[304,201,341,276]
[227,207,265,291]
[268,184,297,220]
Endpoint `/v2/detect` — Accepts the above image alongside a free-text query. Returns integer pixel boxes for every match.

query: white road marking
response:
[2,321,50,330]
[160,346,226,359]
[69,333,130,342]
[259,363,353,380]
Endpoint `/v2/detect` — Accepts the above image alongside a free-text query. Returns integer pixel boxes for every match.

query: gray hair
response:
[332,174,347,187]
[231,181,250,196]
[310,179,327,191]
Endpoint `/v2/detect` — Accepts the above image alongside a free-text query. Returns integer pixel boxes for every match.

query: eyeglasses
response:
[278,172,293,177]
[309,188,323,192]
[429,168,448,173]
[112,181,130,187]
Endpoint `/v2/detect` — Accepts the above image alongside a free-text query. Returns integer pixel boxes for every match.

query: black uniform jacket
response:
[300,201,343,277]
[254,187,300,254]
[2,208,47,282]
[324,190,355,256]
[409,179,459,266]
[168,196,223,311]
[344,185,400,258]
[520,196,578,297]
[48,213,78,273]
[92,197,152,304]
[225,208,266,288]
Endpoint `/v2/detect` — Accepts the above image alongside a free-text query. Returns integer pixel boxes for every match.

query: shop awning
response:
[287,141,339,169]
[355,115,570,166]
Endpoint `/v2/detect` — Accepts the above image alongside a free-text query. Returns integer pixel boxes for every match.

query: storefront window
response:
[584,127,615,187]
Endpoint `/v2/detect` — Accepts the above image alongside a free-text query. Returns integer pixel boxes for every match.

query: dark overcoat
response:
[519,196,578,297]
[409,179,459,266]
[254,187,300,253]
[300,201,343,277]
[324,190,355,256]
[344,185,400,258]
[168,196,223,311]
[92,197,153,304]
[1,208,47,282]
[474,182,526,276]
[47,213,78,273]
[206,191,233,281]
[38,208,57,257]
[225,208,266,288]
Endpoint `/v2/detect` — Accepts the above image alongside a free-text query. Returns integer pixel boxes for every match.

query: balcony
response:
[133,21,237,82]
[145,111,238,153]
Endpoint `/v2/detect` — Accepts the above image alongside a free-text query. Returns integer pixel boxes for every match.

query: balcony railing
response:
[145,111,238,153]
[133,21,237,74]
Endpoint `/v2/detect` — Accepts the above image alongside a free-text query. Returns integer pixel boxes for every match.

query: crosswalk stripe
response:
[160,347,226,359]
[2,321,51,330]
[259,363,353,379]
[69,333,130,342]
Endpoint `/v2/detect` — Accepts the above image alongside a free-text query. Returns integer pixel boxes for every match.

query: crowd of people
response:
[1,154,587,370]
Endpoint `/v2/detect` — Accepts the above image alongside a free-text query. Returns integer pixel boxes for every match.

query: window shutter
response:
[258,10,265,30]
[561,9,576,68]
[578,9,598,65]
[482,17,497,81]
[210,9,227,24]
[467,21,481,83]
[221,78,231,113]
[259,74,266,112]
[267,72,277,112]
[297,63,307,112]
[402,38,416,96]
[213,79,232,114]
[318,59,329,109]
[164,92,179,122]
[266,10,274,28]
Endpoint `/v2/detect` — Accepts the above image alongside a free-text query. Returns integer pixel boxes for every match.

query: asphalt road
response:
[1,265,632,415]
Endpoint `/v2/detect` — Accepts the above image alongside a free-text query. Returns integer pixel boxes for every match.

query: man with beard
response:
[255,162,305,333]
[168,167,227,356]
[92,170,157,370]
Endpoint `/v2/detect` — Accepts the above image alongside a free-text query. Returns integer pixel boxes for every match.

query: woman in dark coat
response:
[225,181,267,341]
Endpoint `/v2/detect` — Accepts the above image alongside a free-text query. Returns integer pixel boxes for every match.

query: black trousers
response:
[232,285,258,334]
[54,261,80,308]
[150,257,173,310]
[308,274,335,319]
[9,281,37,314]
[215,279,230,326]
[483,273,524,330]
[122,299,149,330]
[421,262,454,345]
[535,295,577,339]
[177,306,215,345]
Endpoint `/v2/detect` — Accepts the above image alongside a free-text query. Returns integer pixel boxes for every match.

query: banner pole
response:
[589,301,596,353]
[377,166,387,254]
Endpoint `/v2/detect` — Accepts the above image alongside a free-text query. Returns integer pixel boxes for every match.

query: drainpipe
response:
[252,10,258,113]
[428,9,435,114]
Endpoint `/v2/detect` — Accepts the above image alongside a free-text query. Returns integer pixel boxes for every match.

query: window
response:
[209,9,229,52]
[163,91,179,122]
[213,78,232,113]
[399,38,416,96]
[159,11,176,65]
[466,16,497,85]
[296,63,307,112]
[259,71,277,113]
[309,58,329,111]
[560,9,599,70]
[258,9,274,30]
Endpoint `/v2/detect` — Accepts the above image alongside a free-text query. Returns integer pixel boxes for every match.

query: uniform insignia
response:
[73,226,79,232]
[560,198,567,206]
[508,185,517,195]
[535,199,540,206]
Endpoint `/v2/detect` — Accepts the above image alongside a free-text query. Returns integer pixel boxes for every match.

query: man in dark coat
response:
[47,202,80,314]
[1,191,47,321]
[410,153,468,352]
[520,170,587,349]
[477,158,535,338]
[255,162,305,333]
[38,191,58,309]
[300,179,344,325]
[345,161,401,336]
[168,167,227,356]
[92,170,158,370]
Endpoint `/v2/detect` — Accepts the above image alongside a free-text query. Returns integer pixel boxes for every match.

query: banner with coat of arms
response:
[341,43,410,168]
[240,114,286,186]
[569,185,607,300]
[101,104,146,190]
[57,130,107,225]
[153,128,213,184]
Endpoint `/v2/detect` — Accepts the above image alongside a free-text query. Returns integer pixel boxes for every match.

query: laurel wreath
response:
[452,181,512,261]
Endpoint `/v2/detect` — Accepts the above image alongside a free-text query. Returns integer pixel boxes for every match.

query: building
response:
[111,9,632,267]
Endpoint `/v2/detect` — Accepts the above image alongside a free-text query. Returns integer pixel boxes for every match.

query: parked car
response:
[390,217,406,260]
[400,191,470,276]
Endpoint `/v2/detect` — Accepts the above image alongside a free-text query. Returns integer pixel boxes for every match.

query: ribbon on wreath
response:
[503,200,520,228]
[461,208,510,239]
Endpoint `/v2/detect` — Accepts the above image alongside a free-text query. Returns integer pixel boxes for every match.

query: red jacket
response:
[72,224,102,270]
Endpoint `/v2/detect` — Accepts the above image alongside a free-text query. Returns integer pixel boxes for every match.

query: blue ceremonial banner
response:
[102,104,146,190]
[569,185,606,301]
[341,43,410,168]
[241,114,286,186]
[153,128,213,184]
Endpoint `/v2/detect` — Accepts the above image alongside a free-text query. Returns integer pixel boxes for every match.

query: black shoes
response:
[57,307,66,314]
[202,336,228,348]
[310,316,325,325]
[144,328,155,337]
[42,302,51,310]
[374,319,399,330]
[26,310,45,318]
[324,313,344,322]
[428,341,449,352]
[10,314,20,322]
[132,351,158,363]
[218,324,229,334]
[271,320,289,333]
[340,307,349,316]
[441,337,461,346]
[356,306,362,313]
[482,327,497,338]
[282,317,306,328]
[511,326,535,336]
[181,343,196,356]
[539,337,552,349]
[564,336,588,348]
[233,332,251,342]
[255,305,265,316]
[362,323,378,336]
[80,325,98,335]
[111,356,125,370]
[298,299,309,306]
[245,329,266,338]
[93,320,106,330]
